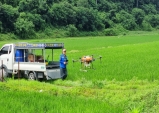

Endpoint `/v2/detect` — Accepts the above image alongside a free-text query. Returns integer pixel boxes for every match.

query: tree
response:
[48,2,77,26]
[116,10,137,30]
[132,8,145,26]
[19,0,50,14]
[0,21,2,32]
[14,13,35,39]
[26,13,45,31]
[141,4,157,14]
[98,0,113,12]
[76,7,104,31]
[145,14,159,28]
[0,4,19,32]
[46,0,54,6]
[76,0,89,8]
[0,0,20,7]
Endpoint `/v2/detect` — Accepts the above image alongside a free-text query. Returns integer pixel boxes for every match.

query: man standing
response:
[59,49,68,80]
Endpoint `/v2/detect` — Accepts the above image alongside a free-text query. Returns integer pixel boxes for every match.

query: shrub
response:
[142,21,153,31]
[0,33,17,41]
[66,24,78,37]
[104,28,118,36]
[104,25,128,36]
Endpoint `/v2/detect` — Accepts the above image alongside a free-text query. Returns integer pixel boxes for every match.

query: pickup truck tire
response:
[28,72,36,80]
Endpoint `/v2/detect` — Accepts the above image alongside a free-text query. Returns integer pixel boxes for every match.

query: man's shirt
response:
[59,54,68,68]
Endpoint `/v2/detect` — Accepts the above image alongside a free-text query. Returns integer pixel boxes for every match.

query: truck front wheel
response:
[28,72,36,80]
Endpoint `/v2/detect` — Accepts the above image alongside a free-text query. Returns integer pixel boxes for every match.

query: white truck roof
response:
[12,42,64,49]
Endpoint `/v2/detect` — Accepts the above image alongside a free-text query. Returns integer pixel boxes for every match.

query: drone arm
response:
[72,59,80,63]
[99,56,102,62]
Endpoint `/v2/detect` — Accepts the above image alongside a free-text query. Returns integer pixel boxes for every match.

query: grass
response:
[65,35,159,81]
[1,78,159,113]
[0,90,122,113]
[1,31,159,112]
[0,79,124,113]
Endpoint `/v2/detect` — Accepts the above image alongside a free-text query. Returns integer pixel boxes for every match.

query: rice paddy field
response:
[1,31,159,113]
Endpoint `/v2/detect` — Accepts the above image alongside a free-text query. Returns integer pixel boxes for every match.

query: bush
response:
[104,28,118,36]
[142,21,153,31]
[0,33,17,41]
[104,25,128,36]
[156,26,159,30]
[66,24,78,37]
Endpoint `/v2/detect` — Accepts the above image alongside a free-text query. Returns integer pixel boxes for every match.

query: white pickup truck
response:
[0,42,64,80]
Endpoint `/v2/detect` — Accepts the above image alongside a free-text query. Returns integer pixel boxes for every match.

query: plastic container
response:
[15,49,24,62]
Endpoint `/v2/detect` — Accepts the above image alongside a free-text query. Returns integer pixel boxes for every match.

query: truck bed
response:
[13,62,46,71]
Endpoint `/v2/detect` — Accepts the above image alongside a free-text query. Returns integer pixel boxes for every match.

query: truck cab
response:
[0,44,13,75]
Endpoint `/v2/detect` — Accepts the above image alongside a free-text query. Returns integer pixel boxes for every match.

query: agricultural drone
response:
[72,55,102,72]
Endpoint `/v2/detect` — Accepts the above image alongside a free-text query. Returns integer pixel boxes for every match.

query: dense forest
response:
[0,0,159,39]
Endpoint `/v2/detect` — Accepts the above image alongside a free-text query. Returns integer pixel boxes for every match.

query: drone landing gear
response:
[80,61,95,72]
[80,69,87,72]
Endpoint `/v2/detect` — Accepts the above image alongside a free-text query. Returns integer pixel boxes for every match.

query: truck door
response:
[0,45,10,68]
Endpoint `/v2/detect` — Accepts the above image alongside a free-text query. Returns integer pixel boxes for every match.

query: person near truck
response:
[59,48,68,80]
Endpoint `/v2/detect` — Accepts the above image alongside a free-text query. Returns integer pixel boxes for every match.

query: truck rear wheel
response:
[28,72,36,80]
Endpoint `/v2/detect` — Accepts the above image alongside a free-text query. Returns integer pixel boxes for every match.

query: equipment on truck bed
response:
[72,55,102,72]
[0,42,64,80]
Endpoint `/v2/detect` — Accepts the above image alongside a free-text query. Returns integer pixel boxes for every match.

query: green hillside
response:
[1,0,159,39]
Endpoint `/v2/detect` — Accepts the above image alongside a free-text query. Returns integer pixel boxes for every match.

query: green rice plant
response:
[0,89,123,113]
[1,31,159,112]
[67,41,159,81]
[1,34,159,81]
[1,78,159,112]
